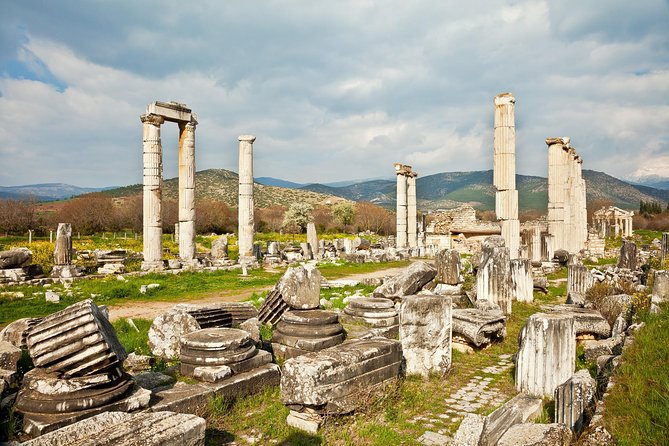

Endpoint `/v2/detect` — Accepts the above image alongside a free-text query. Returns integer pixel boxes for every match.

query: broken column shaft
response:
[407,172,418,249]
[178,122,196,262]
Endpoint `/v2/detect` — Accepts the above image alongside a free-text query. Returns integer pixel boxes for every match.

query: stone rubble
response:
[373,261,437,298]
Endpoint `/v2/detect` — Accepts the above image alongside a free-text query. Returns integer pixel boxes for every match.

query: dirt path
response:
[107,264,409,322]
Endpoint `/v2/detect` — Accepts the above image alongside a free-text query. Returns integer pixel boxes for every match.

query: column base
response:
[141,261,165,272]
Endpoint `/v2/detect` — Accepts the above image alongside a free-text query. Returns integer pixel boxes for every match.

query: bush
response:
[14,241,54,275]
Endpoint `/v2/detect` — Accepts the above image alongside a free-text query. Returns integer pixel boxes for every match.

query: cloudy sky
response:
[1,0,668,187]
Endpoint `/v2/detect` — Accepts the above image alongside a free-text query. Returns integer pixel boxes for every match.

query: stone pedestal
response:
[272,310,344,360]
[238,135,256,262]
[435,249,462,285]
[141,113,165,270]
[515,313,576,398]
[178,122,197,262]
[53,223,72,266]
[511,258,533,303]
[258,265,322,325]
[476,236,512,314]
[341,297,399,338]
[400,295,452,377]
[554,369,596,435]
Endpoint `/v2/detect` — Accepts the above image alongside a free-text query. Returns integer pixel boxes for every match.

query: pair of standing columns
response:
[395,164,418,249]
[141,102,197,269]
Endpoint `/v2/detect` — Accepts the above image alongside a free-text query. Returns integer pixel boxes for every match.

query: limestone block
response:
[652,270,669,302]
[453,412,485,445]
[617,240,637,270]
[148,309,201,359]
[0,248,32,269]
[400,295,452,377]
[0,317,42,348]
[0,341,21,371]
[511,258,533,303]
[210,236,228,259]
[452,309,506,347]
[280,338,401,414]
[583,335,624,362]
[497,423,572,446]
[476,236,512,314]
[286,410,321,434]
[479,393,543,446]
[21,410,206,446]
[554,369,596,434]
[435,249,462,285]
[542,305,611,338]
[373,261,437,298]
[515,313,576,398]
[258,265,321,325]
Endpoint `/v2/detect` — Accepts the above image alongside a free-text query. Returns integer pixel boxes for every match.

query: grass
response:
[604,304,669,445]
[633,229,665,246]
[316,260,409,280]
[112,317,152,355]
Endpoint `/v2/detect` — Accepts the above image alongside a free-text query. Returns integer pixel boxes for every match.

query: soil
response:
[107,264,409,322]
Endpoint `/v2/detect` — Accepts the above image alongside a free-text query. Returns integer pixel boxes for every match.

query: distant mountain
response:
[300,169,669,211]
[255,177,304,189]
[102,169,349,208]
[626,174,669,191]
[0,183,114,201]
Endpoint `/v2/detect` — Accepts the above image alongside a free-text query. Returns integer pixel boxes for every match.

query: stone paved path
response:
[409,354,515,436]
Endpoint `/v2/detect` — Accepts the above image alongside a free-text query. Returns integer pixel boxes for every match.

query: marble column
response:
[141,113,165,270]
[178,121,197,262]
[53,223,72,266]
[238,135,256,261]
[407,172,418,249]
[494,93,519,259]
[395,164,408,249]
[546,137,571,253]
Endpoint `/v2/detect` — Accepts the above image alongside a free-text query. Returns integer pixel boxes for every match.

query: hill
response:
[0,183,114,201]
[102,169,349,208]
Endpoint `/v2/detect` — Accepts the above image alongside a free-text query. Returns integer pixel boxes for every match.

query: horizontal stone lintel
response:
[147,101,193,123]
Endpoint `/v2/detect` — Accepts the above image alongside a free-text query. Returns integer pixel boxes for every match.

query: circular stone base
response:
[281,310,339,325]
[180,328,250,351]
[347,297,394,310]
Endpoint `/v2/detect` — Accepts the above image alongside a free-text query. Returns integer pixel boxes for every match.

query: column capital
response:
[545,137,570,147]
[140,113,164,126]
[494,92,515,105]
[394,163,412,175]
[238,135,256,143]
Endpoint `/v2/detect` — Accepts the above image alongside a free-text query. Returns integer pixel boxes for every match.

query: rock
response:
[133,371,175,390]
[418,431,452,445]
[167,259,182,269]
[598,294,633,323]
[373,261,437,298]
[148,309,201,359]
[479,393,543,446]
[0,317,42,349]
[20,410,206,446]
[611,316,627,337]
[400,295,452,377]
[140,283,160,294]
[583,335,624,362]
[45,291,60,303]
[553,249,570,265]
[533,276,548,293]
[617,240,637,270]
[0,248,32,269]
[280,338,401,414]
[239,317,261,344]
[123,352,155,372]
[652,270,669,302]
[515,313,576,397]
[554,369,596,434]
[352,237,371,251]
[0,341,22,371]
[497,423,572,446]
[286,410,321,434]
[211,236,229,259]
[453,413,485,445]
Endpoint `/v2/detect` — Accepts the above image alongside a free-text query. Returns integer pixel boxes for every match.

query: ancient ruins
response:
[394,163,418,250]
[141,101,198,270]
[593,206,634,238]
[237,135,256,264]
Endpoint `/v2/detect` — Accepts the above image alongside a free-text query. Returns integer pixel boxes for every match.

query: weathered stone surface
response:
[617,240,637,270]
[479,393,543,446]
[555,369,596,434]
[210,236,229,259]
[177,301,257,326]
[400,295,452,376]
[21,410,206,446]
[0,317,42,349]
[511,258,534,303]
[0,341,22,371]
[0,248,32,269]
[239,317,260,344]
[123,352,155,372]
[652,270,669,303]
[567,264,593,304]
[280,338,401,414]
[583,335,624,362]
[435,249,462,285]
[497,423,572,446]
[417,430,452,446]
[476,236,512,314]
[286,409,321,434]
[272,310,344,360]
[373,261,437,298]
[133,371,175,390]
[341,297,399,339]
[451,309,506,347]
[453,412,485,445]
[515,313,576,398]
[542,305,611,338]
[148,309,201,359]
[258,265,322,325]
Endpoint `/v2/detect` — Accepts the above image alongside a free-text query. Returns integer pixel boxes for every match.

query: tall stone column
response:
[178,121,197,262]
[547,137,570,253]
[53,223,72,266]
[493,93,519,259]
[407,172,418,249]
[476,236,512,314]
[141,113,164,270]
[394,163,408,249]
[238,135,256,262]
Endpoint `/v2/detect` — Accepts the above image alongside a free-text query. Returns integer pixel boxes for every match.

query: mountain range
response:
[3,169,669,212]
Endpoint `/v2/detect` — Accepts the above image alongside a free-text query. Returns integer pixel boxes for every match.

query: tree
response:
[332,202,355,229]
[282,202,313,233]
[57,193,115,234]
[353,202,394,234]
[256,205,286,232]
[0,198,37,234]
[196,200,236,234]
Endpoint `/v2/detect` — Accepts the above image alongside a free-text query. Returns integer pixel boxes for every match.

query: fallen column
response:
[554,369,597,435]
[258,265,321,325]
[373,261,436,299]
[452,308,506,348]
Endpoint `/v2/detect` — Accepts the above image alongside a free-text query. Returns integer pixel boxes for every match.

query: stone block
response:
[554,369,596,434]
[373,261,437,298]
[0,341,22,371]
[542,305,611,338]
[497,423,572,446]
[435,249,462,285]
[21,410,206,446]
[652,270,669,302]
[400,295,452,377]
[511,258,533,303]
[583,335,624,362]
[0,248,32,269]
[286,410,321,434]
[453,412,485,445]
[617,240,637,270]
[476,236,512,314]
[479,393,543,446]
[148,309,201,359]
[258,265,322,325]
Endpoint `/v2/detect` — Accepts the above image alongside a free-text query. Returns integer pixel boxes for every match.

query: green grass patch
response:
[633,229,664,246]
[316,260,409,280]
[112,317,152,355]
[604,306,669,445]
